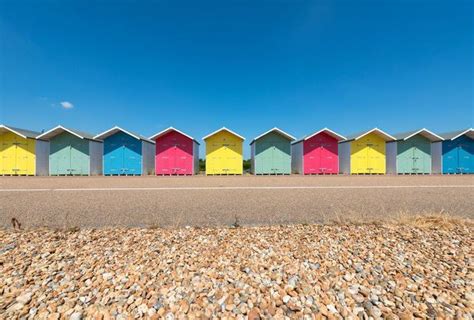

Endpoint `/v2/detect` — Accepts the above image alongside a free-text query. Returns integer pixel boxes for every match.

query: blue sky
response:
[0,0,472,157]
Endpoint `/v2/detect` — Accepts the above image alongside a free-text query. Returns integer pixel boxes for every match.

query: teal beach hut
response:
[386,128,444,174]
[250,127,295,175]
[37,125,103,176]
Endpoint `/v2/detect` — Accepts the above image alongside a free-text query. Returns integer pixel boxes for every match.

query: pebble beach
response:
[1,221,473,319]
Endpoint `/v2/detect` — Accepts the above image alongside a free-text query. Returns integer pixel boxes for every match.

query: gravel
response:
[1,223,473,318]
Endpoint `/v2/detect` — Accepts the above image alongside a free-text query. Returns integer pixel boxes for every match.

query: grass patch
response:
[392,211,473,229]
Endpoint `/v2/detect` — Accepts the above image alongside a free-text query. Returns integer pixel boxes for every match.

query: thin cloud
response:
[60,101,74,109]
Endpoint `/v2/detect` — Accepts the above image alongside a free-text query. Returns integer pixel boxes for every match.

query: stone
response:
[288,276,299,288]
[327,304,338,314]
[179,300,189,313]
[348,285,359,295]
[343,274,353,282]
[7,303,24,313]
[70,312,83,320]
[16,292,33,305]
[102,273,113,281]
[48,313,60,320]
[248,307,260,320]
[394,288,404,298]
[137,304,148,315]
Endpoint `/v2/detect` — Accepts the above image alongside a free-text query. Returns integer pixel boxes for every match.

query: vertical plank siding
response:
[205,130,243,175]
[254,132,292,175]
[0,132,36,175]
[442,135,474,174]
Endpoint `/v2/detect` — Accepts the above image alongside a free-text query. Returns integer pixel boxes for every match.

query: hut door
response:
[319,136,338,174]
[50,134,71,175]
[367,142,385,174]
[412,145,431,174]
[305,141,320,174]
[443,140,462,173]
[14,138,34,175]
[123,138,141,175]
[458,136,473,173]
[104,137,123,175]
[70,139,89,175]
[156,141,172,174]
[365,133,385,174]
[223,141,238,174]
[174,142,188,174]
[397,141,412,174]
[411,136,431,174]
[256,142,272,174]
[271,142,289,174]
[351,141,367,174]
[1,133,16,174]
[59,145,71,175]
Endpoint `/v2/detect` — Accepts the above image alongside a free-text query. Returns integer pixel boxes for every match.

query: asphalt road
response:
[1,175,473,228]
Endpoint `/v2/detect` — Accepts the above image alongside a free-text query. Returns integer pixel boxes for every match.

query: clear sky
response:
[0,0,472,157]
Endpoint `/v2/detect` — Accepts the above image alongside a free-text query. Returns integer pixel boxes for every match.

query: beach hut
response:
[437,128,474,174]
[150,127,200,175]
[291,128,345,175]
[203,127,244,175]
[0,125,49,176]
[94,126,155,175]
[37,125,103,176]
[339,128,395,174]
[386,129,443,174]
[250,127,295,175]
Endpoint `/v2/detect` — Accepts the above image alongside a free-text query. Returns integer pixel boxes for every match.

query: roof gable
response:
[392,128,443,142]
[439,128,474,140]
[36,125,100,141]
[250,127,295,145]
[342,128,395,142]
[293,128,346,144]
[94,126,154,143]
[149,127,199,144]
[0,125,41,139]
[202,127,245,141]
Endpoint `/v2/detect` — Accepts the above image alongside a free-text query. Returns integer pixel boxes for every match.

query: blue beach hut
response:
[94,126,155,175]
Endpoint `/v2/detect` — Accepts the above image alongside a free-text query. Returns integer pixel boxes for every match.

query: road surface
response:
[1,175,473,228]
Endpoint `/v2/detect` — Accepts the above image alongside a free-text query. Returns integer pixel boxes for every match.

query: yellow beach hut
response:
[203,127,245,175]
[339,128,396,174]
[0,125,49,176]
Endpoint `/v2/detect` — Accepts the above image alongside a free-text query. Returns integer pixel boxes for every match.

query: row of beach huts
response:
[0,124,473,176]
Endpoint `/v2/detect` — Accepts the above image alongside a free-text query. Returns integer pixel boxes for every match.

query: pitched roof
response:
[202,127,245,141]
[0,125,42,139]
[391,128,443,142]
[149,127,199,144]
[292,128,346,144]
[439,128,474,140]
[36,125,100,141]
[341,128,396,142]
[250,127,295,145]
[94,126,154,143]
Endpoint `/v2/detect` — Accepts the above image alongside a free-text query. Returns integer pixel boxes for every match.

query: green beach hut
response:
[250,127,295,175]
[37,125,103,176]
[386,128,443,174]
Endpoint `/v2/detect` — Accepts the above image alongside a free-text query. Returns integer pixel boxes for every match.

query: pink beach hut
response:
[291,128,346,174]
[149,127,200,175]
